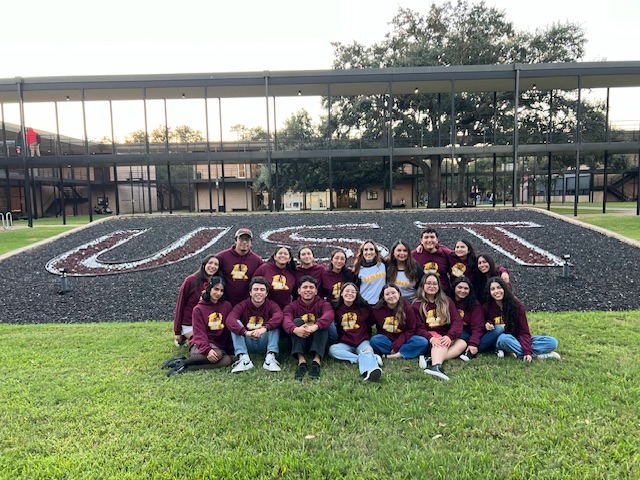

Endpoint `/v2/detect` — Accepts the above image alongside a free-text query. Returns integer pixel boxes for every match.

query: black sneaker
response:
[294,363,308,381]
[309,361,321,380]
[162,356,186,369]
[363,368,382,382]
[167,365,188,377]
[459,350,476,362]
[423,363,450,381]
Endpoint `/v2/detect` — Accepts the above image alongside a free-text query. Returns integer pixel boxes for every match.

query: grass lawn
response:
[1,312,639,479]
[0,227,76,256]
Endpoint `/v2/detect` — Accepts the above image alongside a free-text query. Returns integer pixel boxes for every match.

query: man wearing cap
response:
[217,228,264,305]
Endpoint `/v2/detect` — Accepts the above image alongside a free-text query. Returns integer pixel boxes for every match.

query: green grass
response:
[578,215,640,241]
[1,312,639,479]
[0,227,76,255]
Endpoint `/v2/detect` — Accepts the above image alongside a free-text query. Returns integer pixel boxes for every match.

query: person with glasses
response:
[413,274,465,381]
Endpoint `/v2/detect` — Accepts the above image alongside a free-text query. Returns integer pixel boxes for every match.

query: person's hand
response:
[293,325,310,338]
[523,355,532,363]
[416,244,423,253]
[174,334,184,343]
[207,349,220,362]
[468,345,478,355]
[440,336,452,348]
[485,322,494,331]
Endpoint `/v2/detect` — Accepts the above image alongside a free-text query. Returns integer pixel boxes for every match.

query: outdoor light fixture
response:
[297,90,302,96]
[66,96,70,101]
[181,93,186,98]
[59,268,69,294]
[532,84,537,90]
[561,254,571,278]
[414,87,419,94]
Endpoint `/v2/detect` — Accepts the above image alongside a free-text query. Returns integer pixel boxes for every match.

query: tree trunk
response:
[427,156,442,208]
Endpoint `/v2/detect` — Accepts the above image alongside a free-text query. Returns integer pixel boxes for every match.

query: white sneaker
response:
[536,351,561,360]
[231,354,254,373]
[496,350,505,358]
[418,355,431,370]
[263,352,281,372]
[374,354,384,367]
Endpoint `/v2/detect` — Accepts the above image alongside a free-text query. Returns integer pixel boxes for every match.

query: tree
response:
[124,130,146,143]
[329,0,596,207]
[174,126,204,143]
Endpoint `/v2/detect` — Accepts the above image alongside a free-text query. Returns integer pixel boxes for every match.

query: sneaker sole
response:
[364,368,382,382]
[423,368,449,381]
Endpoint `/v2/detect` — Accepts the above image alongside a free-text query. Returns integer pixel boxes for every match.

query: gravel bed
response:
[1,209,638,325]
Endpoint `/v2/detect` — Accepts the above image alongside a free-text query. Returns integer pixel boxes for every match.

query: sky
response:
[2,0,639,139]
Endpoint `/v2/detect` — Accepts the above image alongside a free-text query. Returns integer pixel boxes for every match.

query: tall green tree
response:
[329,0,597,207]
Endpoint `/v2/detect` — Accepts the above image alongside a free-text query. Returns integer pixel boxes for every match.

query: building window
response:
[366,191,378,200]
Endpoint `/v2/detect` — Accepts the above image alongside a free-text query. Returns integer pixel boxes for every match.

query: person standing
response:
[26,127,41,157]
[283,276,334,380]
[295,247,325,287]
[352,240,386,306]
[385,239,423,303]
[254,245,297,310]
[411,227,453,294]
[225,277,283,373]
[217,228,263,305]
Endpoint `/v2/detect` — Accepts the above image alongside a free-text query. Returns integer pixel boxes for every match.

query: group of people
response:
[162,226,560,382]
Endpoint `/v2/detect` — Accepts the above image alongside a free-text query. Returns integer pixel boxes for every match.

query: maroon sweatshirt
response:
[254,262,297,310]
[412,296,463,340]
[189,299,233,355]
[411,244,453,293]
[295,263,326,287]
[225,298,283,336]
[282,296,334,334]
[484,299,532,356]
[334,303,373,347]
[320,268,355,301]
[216,246,263,305]
[453,298,485,348]
[173,274,207,335]
[371,300,417,353]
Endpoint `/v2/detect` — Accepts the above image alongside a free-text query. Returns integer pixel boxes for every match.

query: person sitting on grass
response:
[225,276,283,373]
[413,273,465,381]
[369,284,428,360]
[283,276,335,380]
[173,254,220,347]
[328,282,382,382]
[450,276,502,361]
[485,277,560,362]
[163,277,233,376]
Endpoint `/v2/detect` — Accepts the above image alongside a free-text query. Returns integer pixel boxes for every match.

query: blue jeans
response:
[495,333,558,358]
[328,340,378,375]
[231,320,280,356]
[460,325,504,353]
[369,334,429,359]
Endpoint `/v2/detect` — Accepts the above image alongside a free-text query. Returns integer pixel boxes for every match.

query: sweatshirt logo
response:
[301,313,316,325]
[493,315,503,326]
[426,309,445,327]
[246,316,265,330]
[382,316,401,333]
[271,274,290,291]
[423,262,439,274]
[231,264,249,280]
[458,309,467,326]
[208,312,225,330]
[341,312,360,330]
[362,271,385,283]
[451,262,466,278]
[331,282,342,299]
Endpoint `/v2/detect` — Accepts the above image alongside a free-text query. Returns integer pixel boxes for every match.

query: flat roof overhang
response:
[2,62,640,104]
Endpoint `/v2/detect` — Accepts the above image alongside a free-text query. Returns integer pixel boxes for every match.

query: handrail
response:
[1,212,13,230]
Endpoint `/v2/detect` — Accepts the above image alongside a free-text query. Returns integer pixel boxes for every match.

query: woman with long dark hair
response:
[254,245,297,310]
[474,253,511,304]
[369,284,428,360]
[486,277,560,361]
[164,277,233,375]
[450,276,502,361]
[173,254,220,347]
[385,239,423,303]
[320,249,355,301]
[413,273,465,381]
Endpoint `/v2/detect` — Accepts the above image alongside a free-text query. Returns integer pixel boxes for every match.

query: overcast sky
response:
[2,0,638,137]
